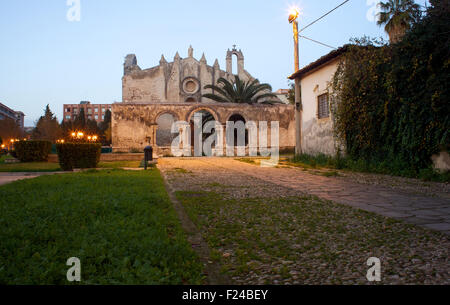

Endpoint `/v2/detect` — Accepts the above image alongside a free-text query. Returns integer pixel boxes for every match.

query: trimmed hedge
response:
[14,141,52,162]
[56,143,101,171]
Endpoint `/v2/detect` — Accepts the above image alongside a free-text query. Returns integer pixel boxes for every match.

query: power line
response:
[299,35,337,49]
[299,0,351,33]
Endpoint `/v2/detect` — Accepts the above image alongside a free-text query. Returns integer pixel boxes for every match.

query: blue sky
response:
[0,0,428,126]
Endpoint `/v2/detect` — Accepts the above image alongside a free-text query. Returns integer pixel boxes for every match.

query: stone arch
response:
[227,113,249,147]
[155,112,179,147]
[154,110,180,124]
[186,106,220,123]
[226,112,249,124]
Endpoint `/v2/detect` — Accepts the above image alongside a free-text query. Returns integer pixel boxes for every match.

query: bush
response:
[14,141,52,162]
[332,3,449,173]
[56,143,101,171]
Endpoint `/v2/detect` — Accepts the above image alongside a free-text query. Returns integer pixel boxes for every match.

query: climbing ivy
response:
[332,0,449,173]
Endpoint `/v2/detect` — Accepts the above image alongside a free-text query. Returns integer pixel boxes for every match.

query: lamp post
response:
[289,8,302,155]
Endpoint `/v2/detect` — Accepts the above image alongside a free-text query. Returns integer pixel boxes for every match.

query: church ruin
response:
[112,46,295,155]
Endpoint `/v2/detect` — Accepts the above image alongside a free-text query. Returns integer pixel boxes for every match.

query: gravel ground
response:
[160,158,450,285]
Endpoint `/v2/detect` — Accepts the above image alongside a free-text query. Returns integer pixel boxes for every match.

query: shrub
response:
[56,143,101,171]
[14,141,52,162]
[332,3,449,173]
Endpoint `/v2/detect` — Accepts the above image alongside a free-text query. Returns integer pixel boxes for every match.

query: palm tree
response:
[377,0,421,43]
[202,76,279,105]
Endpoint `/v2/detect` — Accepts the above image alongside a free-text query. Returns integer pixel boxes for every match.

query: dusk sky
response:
[0,0,428,126]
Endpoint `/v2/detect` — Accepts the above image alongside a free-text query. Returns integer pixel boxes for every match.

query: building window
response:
[95,108,98,113]
[88,108,92,114]
[318,94,330,119]
[88,115,92,120]
[95,115,99,120]
[66,115,71,120]
[102,108,106,113]
[66,108,71,112]
[102,115,105,120]
[73,108,78,114]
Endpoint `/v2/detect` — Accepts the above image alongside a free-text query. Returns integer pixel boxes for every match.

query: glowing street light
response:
[289,8,299,24]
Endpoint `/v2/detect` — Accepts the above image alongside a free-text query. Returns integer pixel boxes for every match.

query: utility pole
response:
[289,9,302,155]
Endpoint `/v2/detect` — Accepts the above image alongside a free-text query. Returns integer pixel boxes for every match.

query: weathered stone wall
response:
[300,59,342,156]
[112,103,295,154]
[122,46,257,104]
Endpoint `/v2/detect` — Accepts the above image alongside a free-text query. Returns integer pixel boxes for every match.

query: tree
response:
[73,108,86,131]
[32,105,62,143]
[287,82,297,105]
[0,118,23,143]
[202,76,279,105]
[99,110,111,132]
[60,119,75,139]
[377,0,421,43]
[99,110,112,145]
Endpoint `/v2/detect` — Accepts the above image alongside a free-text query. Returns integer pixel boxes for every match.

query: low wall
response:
[48,153,146,163]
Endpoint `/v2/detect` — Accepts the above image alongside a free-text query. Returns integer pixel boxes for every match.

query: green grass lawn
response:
[0,161,142,172]
[0,169,203,284]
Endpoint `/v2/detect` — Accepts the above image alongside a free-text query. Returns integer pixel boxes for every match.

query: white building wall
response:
[300,59,340,156]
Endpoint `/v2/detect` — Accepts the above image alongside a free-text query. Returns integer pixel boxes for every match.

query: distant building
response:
[0,102,25,129]
[63,101,112,123]
[275,89,291,104]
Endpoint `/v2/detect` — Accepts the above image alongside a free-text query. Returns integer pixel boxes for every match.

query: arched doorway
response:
[228,114,248,147]
[189,109,217,156]
[156,113,177,147]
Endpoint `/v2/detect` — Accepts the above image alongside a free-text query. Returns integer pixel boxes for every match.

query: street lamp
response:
[289,7,302,155]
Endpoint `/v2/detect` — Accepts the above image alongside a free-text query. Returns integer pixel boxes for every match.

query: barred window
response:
[318,94,330,119]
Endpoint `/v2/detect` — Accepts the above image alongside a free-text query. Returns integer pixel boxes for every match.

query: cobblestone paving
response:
[159,158,449,285]
[206,158,450,234]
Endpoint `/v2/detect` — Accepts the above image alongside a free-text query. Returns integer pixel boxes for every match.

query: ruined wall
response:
[122,47,254,105]
[112,103,295,154]
[300,59,341,156]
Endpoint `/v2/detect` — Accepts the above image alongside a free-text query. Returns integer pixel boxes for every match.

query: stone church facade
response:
[112,46,295,155]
